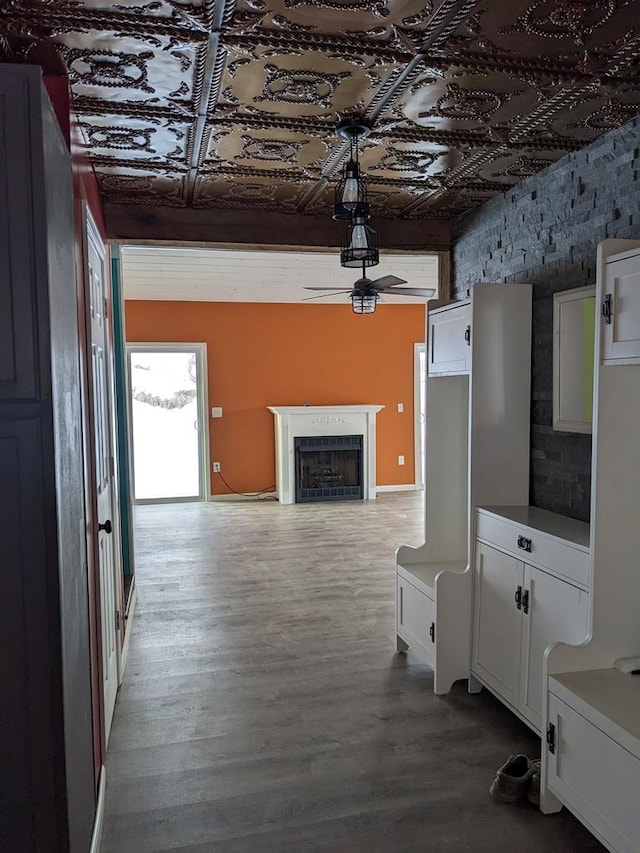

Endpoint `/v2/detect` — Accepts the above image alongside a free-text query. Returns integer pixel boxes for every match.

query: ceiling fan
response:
[303,265,435,314]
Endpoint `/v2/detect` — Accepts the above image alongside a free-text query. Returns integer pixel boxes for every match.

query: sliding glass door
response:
[127,344,209,502]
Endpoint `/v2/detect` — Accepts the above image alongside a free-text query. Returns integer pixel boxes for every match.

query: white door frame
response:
[127,342,210,504]
[414,342,426,489]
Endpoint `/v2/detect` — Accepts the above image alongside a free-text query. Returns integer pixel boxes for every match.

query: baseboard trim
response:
[90,765,106,853]
[208,492,278,502]
[119,583,137,684]
[376,484,421,493]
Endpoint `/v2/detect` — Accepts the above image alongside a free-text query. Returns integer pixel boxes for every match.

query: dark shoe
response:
[490,754,535,802]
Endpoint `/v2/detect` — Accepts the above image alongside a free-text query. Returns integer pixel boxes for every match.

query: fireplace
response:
[267,405,384,504]
[295,435,363,502]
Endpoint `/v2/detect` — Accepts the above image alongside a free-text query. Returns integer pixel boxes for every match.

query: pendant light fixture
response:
[340,214,379,268]
[333,118,371,222]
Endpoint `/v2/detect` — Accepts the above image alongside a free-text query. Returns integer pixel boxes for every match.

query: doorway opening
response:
[127,343,209,503]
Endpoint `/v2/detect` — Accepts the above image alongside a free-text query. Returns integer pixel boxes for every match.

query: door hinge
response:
[547,722,556,754]
[602,293,612,325]
[103,296,109,319]
[522,589,530,615]
[515,585,522,610]
[115,610,121,632]
[109,455,115,478]
[464,324,471,345]
[429,621,435,643]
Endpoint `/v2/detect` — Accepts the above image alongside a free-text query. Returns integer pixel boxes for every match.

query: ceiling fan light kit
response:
[351,289,379,315]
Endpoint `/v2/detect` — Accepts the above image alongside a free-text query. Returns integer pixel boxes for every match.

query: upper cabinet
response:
[602,247,640,365]
[428,301,471,375]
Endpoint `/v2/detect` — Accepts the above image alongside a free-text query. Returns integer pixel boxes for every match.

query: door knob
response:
[98,519,113,534]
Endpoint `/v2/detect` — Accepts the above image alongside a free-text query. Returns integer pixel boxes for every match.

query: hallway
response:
[102,493,603,852]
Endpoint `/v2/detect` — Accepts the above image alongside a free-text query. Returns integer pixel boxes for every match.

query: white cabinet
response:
[473,542,522,707]
[396,284,532,696]
[473,507,590,733]
[397,572,435,668]
[428,301,471,375]
[521,566,588,730]
[547,670,640,853]
[602,248,640,365]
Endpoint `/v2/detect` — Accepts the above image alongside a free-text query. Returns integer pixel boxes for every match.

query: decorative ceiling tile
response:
[2,0,639,221]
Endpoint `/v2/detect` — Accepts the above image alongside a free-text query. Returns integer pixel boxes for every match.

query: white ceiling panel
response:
[121,246,439,305]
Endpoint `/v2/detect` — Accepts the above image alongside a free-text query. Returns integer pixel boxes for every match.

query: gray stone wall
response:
[452,118,640,522]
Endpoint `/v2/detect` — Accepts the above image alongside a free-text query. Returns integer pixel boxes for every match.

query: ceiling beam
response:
[104,204,452,251]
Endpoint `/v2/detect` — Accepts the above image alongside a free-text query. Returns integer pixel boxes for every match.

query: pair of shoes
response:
[489,754,535,803]
[526,759,542,807]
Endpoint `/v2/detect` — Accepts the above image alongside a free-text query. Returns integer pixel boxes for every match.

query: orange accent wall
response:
[125,301,425,495]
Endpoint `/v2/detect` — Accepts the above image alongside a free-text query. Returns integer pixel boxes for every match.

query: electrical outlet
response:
[398,455,405,465]
[213,462,221,473]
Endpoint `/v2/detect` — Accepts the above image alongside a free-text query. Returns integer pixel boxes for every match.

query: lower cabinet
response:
[397,574,435,668]
[472,542,523,707]
[472,508,590,733]
[547,672,640,853]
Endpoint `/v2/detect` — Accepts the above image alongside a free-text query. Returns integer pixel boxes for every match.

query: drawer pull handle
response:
[517,535,532,553]
[602,293,612,325]
[464,324,471,345]
[429,622,435,643]
[515,585,522,610]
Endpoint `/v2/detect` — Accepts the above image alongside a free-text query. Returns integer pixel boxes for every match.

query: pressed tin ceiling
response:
[2,0,640,231]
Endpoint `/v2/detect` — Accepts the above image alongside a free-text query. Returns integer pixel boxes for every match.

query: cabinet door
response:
[428,304,470,375]
[520,568,589,732]
[548,695,640,853]
[397,577,435,667]
[602,253,640,364]
[472,542,523,706]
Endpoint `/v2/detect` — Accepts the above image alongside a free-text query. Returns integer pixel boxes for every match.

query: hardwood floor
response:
[102,493,604,852]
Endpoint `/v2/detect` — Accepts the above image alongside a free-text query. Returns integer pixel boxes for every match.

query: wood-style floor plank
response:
[102,494,604,852]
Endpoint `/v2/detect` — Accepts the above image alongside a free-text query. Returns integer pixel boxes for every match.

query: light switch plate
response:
[398,455,405,465]
[211,406,223,418]
[397,402,404,413]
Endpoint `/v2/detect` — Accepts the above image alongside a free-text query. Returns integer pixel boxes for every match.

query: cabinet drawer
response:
[476,512,589,589]
[548,694,640,853]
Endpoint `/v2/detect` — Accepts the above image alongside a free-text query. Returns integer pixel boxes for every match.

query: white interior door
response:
[414,343,426,488]
[86,211,119,745]
[127,344,209,503]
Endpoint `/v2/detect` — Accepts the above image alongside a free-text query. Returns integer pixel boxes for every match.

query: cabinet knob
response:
[602,293,612,325]
[429,622,435,643]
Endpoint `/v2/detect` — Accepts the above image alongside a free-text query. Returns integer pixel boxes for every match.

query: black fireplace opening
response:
[294,435,364,502]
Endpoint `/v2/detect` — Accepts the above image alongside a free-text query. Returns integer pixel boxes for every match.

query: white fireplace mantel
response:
[267,405,384,504]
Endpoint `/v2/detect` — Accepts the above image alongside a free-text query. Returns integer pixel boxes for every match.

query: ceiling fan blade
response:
[378,287,436,297]
[370,275,407,289]
[302,291,351,301]
[303,286,353,291]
